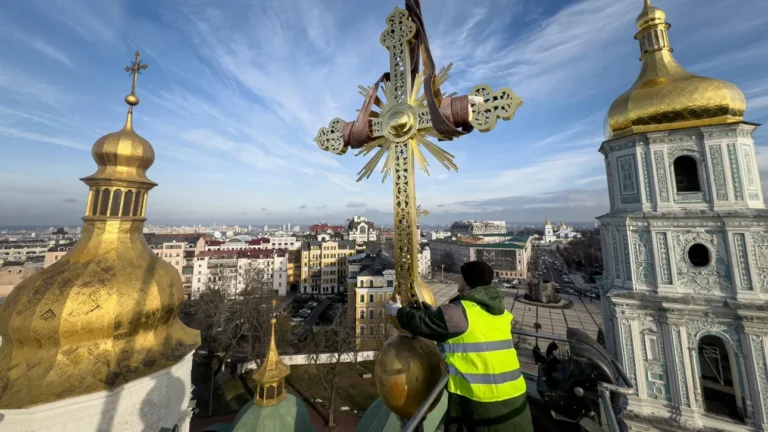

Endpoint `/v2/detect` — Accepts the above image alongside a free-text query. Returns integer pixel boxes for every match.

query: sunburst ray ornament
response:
[313,4,522,310]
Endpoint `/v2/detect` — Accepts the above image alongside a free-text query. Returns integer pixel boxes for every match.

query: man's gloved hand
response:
[385,294,402,317]
[421,301,437,313]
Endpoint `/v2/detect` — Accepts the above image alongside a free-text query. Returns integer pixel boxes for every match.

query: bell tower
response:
[598,1,768,430]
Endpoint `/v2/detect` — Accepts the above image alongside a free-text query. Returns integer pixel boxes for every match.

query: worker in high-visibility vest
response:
[386,260,532,432]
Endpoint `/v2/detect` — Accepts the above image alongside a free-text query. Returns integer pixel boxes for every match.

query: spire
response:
[545,217,550,226]
[251,299,290,407]
[123,50,148,130]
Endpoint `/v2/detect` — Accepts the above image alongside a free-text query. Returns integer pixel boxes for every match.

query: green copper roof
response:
[231,394,316,432]
[355,391,448,432]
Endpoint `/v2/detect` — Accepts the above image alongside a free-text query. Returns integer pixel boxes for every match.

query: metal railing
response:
[402,330,635,432]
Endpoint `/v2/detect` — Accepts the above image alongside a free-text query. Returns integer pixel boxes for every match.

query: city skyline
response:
[2,0,768,226]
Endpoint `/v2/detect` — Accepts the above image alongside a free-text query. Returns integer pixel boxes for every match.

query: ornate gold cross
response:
[315,5,522,308]
[124,50,148,106]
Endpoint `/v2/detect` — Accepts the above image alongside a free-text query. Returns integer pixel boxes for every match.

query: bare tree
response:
[306,305,359,429]
[186,266,282,415]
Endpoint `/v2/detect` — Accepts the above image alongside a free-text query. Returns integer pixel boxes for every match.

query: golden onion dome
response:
[606,0,746,139]
[635,0,665,29]
[84,117,156,185]
[0,51,199,409]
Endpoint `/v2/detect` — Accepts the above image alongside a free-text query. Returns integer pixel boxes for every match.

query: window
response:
[369,280,374,288]
[688,244,710,267]
[645,334,660,361]
[673,156,701,192]
[369,294,375,302]
[387,280,394,287]
[360,309,365,319]
[360,294,365,303]
[369,325,375,335]
[379,308,384,318]
[369,309,374,319]
[360,325,365,335]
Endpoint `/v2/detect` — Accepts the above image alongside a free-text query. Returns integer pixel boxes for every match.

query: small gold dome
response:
[636,0,665,30]
[606,1,746,139]
[84,120,156,185]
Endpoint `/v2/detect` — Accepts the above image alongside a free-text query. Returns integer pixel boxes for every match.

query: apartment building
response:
[43,241,77,268]
[145,233,207,297]
[429,234,532,279]
[347,251,396,349]
[191,249,288,298]
[299,240,357,295]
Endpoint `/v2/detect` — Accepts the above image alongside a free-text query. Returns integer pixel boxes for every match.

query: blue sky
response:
[1,0,768,226]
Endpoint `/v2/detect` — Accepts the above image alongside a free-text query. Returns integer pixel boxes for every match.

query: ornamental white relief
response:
[728,144,744,201]
[641,151,652,203]
[631,231,655,286]
[671,324,690,407]
[617,155,638,196]
[653,150,670,203]
[611,230,622,279]
[671,230,731,295]
[656,232,672,284]
[622,231,632,282]
[620,318,637,386]
[708,144,728,201]
[733,233,752,291]
[640,319,670,402]
[686,321,742,356]
[749,232,768,293]
[749,334,768,419]
[742,146,758,190]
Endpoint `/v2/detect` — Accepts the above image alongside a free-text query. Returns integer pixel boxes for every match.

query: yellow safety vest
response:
[440,301,526,402]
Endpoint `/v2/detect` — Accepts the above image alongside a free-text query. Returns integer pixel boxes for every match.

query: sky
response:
[1,0,768,226]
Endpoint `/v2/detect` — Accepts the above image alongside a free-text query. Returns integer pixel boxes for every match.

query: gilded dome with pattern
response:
[606,1,746,139]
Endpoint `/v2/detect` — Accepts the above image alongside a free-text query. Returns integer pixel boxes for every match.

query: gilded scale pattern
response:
[606,0,746,139]
[0,52,200,409]
[315,7,522,308]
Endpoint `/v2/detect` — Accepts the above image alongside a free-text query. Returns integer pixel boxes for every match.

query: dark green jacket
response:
[396,285,533,432]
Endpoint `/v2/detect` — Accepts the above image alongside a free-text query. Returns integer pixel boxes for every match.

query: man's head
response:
[458,260,494,295]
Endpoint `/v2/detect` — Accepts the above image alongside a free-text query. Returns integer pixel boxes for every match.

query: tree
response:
[306,305,359,429]
[185,266,282,415]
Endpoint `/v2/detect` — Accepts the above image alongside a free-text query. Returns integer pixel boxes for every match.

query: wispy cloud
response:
[347,201,366,208]
[0,125,89,150]
[7,30,74,69]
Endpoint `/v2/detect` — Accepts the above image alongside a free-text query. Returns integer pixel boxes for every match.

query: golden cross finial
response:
[124,50,148,107]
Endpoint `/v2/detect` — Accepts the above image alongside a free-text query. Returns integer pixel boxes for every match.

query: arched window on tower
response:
[673,156,701,192]
[99,189,111,216]
[122,190,134,217]
[110,190,123,217]
[90,189,100,216]
[132,191,143,216]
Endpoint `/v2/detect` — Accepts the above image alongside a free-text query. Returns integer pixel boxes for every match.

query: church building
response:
[598,1,768,431]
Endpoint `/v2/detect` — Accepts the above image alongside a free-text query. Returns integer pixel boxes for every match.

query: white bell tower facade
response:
[598,1,768,431]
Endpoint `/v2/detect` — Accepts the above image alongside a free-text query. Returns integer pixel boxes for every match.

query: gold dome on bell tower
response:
[0,51,200,409]
[605,0,746,139]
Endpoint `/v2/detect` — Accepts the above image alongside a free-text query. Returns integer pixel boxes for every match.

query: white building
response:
[543,218,556,243]
[449,220,507,236]
[418,244,431,279]
[426,230,452,241]
[346,216,378,244]
[192,249,288,297]
[598,2,768,431]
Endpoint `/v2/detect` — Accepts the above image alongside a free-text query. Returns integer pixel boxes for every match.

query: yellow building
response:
[347,251,397,349]
[299,240,357,295]
[286,248,302,292]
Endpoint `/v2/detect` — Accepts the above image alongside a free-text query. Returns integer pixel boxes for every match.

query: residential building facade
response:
[345,216,377,244]
[347,251,396,350]
[449,220,507,237]
[300,240,357,295]
[191,249,288,298]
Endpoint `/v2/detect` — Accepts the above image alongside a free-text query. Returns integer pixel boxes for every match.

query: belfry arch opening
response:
[697,335,744,422]
[673,156,701,192]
